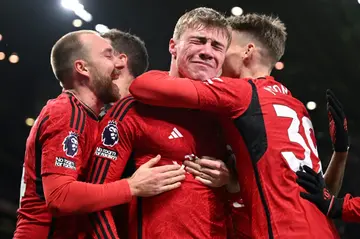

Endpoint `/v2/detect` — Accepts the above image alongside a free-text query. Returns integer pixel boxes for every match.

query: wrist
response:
[328,197,344,219]
[334,144,349,153]
[126,178,139,197]
[333,151,348,157]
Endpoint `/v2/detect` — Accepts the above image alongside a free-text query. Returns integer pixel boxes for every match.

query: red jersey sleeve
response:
[342,194,360,223]
[191,77,252,118]
[87,97,138,239]
[40,104,85,178]
[130,70,200,109]
[130,70,252,118]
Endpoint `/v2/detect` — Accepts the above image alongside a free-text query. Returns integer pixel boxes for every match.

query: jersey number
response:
[273,104,321,173]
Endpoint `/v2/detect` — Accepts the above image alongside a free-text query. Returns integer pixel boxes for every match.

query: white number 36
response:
[273,104,322,173]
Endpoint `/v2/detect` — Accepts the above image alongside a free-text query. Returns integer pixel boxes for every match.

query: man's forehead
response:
[188,26,224,36]
[86,36,114,55]
[82,33,111,47]
[184,27,228,42]
[104,38,112,44]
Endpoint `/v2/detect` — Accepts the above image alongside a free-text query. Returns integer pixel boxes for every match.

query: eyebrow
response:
[102,47,113,54]
[190,36,225,49]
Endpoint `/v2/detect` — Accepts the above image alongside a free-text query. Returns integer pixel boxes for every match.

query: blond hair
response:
[173,7,231,45]
[228,13,287,65]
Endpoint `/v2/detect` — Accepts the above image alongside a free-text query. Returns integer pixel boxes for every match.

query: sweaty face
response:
[222,31,245,78]
[85,34,120,104]
[174,26,228,81]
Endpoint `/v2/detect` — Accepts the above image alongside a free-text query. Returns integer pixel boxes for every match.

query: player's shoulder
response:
[102,95,138,123]
[209,76,252,91]
[250,76,293,97]
[42,92,97,131]
[35,92,71,121]
[44,92,80,116]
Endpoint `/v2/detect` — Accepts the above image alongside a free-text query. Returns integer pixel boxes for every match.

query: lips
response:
[111,70,120,80]
[191,61,213,68]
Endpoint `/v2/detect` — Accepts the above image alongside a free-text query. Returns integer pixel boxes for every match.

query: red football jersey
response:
[86,95,228,239]
[227,192,251,239]
[14,92,98,239]
[342,194,360,222]
[129,71,340,239]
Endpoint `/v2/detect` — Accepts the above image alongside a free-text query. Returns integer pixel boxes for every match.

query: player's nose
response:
[199,43,214,61]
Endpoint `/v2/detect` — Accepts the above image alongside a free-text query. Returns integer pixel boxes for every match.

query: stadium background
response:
[0,0,359,238]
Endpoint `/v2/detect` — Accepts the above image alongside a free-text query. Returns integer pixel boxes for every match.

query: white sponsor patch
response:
[94,147,118,160]
[55,157,76,170]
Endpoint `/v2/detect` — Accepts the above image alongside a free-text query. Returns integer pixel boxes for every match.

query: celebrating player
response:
[14,30,185,239]
[87,8,235,239]
[130,14,343,238]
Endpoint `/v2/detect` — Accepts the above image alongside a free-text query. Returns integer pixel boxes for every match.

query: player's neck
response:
[240,65,271,79]
[66,86,103,116]
[169,59,180,77]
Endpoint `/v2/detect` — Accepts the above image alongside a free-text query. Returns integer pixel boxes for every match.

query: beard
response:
[89,67,120,104]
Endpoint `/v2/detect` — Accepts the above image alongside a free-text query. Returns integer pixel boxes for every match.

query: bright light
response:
[275,61,284,70]
[95,24,110,34]
[358,0,360,4]
[74,8,92,22]
[25,118,35,127]
[61,0,82,11]
[0,34,2,41]
[9,53,19,64]
[0,52,5,61]
[306,101,317,111]
[72,19,83,27]
[61,0,92,22]
[231,7,243,16]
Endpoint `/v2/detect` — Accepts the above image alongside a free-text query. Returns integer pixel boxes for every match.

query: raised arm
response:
[323,89,349,196]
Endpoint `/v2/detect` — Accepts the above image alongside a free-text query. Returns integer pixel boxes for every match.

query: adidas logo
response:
[168,127,183,139]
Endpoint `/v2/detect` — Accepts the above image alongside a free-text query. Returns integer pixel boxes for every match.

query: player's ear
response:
[169,38,177,59]
[243,43,255,64]
[115,53,127,70]
[74,60,90,78]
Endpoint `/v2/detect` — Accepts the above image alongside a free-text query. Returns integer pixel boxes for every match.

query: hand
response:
[127,155,186,197]
[184,156,230,187]
[296,165,343,218]
[326,89,349,152]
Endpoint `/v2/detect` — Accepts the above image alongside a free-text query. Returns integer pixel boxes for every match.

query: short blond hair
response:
[228,13,287,65]
[173,7,231,45]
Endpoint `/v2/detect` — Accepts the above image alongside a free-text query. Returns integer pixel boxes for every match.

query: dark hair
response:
[50,30,96,84]
[102,29,149,77]
[228,13,287,65]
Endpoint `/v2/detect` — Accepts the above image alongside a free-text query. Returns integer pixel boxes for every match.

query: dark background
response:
[0,0,359,237]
